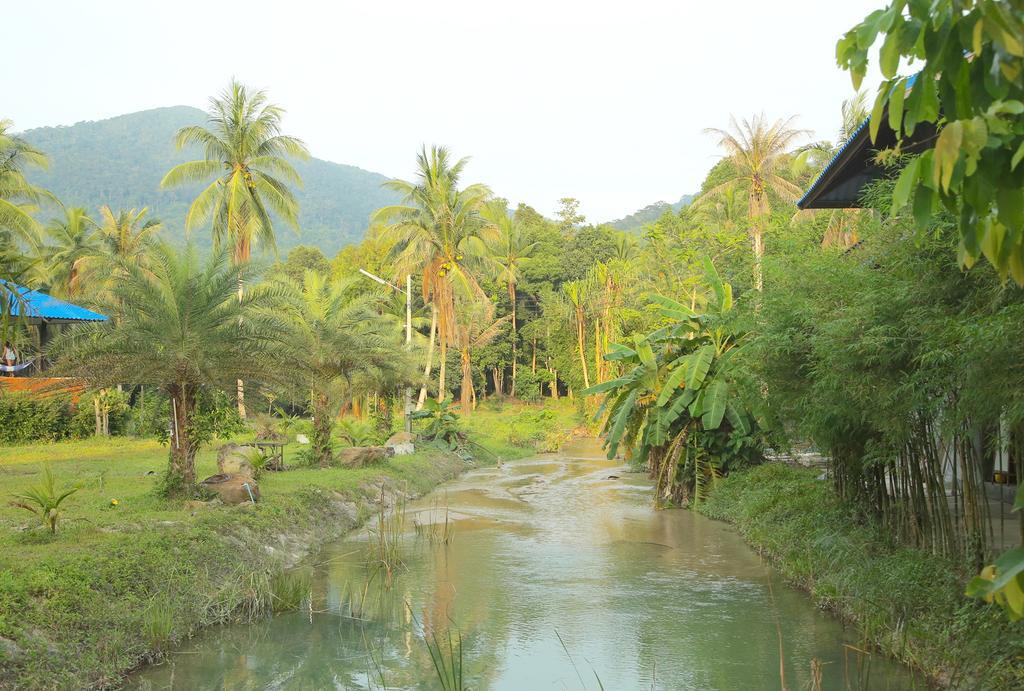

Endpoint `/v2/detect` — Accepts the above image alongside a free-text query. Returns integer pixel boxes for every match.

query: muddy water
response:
[131,439,922,689]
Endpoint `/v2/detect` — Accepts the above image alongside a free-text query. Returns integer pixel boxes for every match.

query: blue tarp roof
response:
[3,281,108,323]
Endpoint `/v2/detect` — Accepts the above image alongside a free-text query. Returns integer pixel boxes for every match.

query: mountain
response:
[607,194,695,232]
[21,106,401,256]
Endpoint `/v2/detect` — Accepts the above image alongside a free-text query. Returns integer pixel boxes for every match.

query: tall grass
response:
[366,485,408,589]
[413,495,455,545]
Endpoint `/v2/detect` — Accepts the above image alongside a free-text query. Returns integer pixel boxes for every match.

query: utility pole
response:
[358,268,413,434]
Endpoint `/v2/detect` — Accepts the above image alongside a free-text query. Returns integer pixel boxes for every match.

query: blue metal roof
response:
[3,281,108,323]
[797,74,920,209]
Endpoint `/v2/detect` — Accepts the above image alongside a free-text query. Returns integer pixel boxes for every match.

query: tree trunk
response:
[751,225,764,292]
[549,363,559,399]
[575,309,590,389]
[532,337,537,373]
[236,278,247,418]
[460,346,473,414]
[594,317,602,384]
[510,282,518,397]
[167,383,197,493]
[438,335,448,403]
[93,395,102,437]
[312,388,333,468]
[417,304,437,410]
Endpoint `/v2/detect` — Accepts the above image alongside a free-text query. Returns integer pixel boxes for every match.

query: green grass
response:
[700,463,1024,689]
[0,400,578,688]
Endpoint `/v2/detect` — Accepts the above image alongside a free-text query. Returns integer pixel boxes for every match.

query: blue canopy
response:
[3,281,108,324]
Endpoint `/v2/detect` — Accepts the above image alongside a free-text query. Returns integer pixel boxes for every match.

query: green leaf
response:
[685,345,714,390]
[656,365,688,407]
[635,336,656,371]
[880,24,903,78]
[648,294,695,321]
[604,343,637,361]
[581,375,635,396]
[725,404,751,436]
[870,82,891,143]
[702,257,725,309]
[888,77,906,134]
[1014,483,1024,512]
[913,184,936,231]
[892,156,920,211]
[997,187,1024,231]
[933,121,963,192]
[701,379,728,430]
[607,389,638,458]
[1011,141,1024,171]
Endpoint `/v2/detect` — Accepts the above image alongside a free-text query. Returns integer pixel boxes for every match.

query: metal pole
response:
[404,274,413,434]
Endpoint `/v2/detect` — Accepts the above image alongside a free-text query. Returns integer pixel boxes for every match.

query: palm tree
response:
[0,119,51,250]
[278,272,410,467]
[563,280,591,389]
[372,146,492,405]
[695,115,807,291]
[477,201,537,396]
[48,244,289,493]
[161,79,309,416]
[96,206,162,266]
[453,298,511,413]
[43,207,100,299]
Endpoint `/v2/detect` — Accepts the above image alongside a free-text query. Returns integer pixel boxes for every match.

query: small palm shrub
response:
[412,398,463,449]
[10,466,79,534]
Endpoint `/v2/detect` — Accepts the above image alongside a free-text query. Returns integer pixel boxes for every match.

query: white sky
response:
[4,0,883,222]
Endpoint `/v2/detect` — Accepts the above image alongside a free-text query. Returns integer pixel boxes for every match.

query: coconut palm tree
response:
[695,115,807,291]
[96,206,162,266]
[563,280,591,389]
[453,298,511,413]
[278,272,411,467]
[476,201,537,396]
[161,79,309,416]
[48,244,289,493]
[372,146,492,405]
[0,119,51,249]
[43,207,100,299]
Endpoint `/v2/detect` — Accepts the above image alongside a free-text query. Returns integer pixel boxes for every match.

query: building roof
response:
[798,75,934,210]
[3,281,109,324]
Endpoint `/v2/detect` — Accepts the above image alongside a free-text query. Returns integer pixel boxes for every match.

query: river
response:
[130,439,922,689]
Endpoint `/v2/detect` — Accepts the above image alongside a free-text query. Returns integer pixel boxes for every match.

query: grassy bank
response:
[699,463,1024,689]
[0,400,579,689]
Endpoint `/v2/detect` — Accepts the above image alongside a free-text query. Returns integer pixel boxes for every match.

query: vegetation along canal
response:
[130,439,921,689]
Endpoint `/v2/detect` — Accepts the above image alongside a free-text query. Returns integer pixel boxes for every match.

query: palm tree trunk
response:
[751,228,764,292]
[167,382,197,493]
[312,388,333,468]
[417,304,437,410]
[236,278,247,418]
[532,337,537,373]
[510,282,517,397]
[594,317,602,384]
[460,346,472,413]
[438,335,447,403]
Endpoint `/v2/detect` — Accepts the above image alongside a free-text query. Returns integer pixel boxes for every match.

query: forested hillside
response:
[607,193,694,232]
[21,107,400,254]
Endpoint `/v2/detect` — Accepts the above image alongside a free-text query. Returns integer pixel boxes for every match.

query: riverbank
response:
[0,400,580,689]
[699,463,1024,689]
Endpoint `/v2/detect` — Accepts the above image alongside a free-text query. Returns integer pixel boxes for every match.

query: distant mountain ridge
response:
[21,106,401,256]
[608,194,695,232]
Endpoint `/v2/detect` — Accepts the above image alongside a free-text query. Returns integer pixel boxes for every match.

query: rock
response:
[184,498,221,512]
[385,431,415,456]
[199,473,260,505]
[216,443,261,476]
[335,446,394,468]
[296,434,310,445]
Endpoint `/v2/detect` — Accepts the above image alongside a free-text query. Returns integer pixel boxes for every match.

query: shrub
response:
[0,392,72,443]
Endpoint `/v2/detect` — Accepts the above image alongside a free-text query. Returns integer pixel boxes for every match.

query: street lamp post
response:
[358,269,413,434]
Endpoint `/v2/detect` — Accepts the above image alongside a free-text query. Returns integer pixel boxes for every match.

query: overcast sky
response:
[4,0,884,222]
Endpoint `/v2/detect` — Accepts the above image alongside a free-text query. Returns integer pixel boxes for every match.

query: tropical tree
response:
[277,271,410,467]
[0,119,50,249]
[95,206,162,267]
[585,260,761,506]
[42,207,100,299]
[161,80,309,416]
[452,298,511,413]
[372,146,492,405]
[48,244,289,493]
[477,201,537,396]
[563,280,591,389]
[694,115,807,290]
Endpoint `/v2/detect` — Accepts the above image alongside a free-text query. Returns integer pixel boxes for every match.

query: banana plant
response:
[584,259,761,506]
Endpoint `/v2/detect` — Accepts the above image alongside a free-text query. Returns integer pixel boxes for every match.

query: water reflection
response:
[130,439,921,690]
